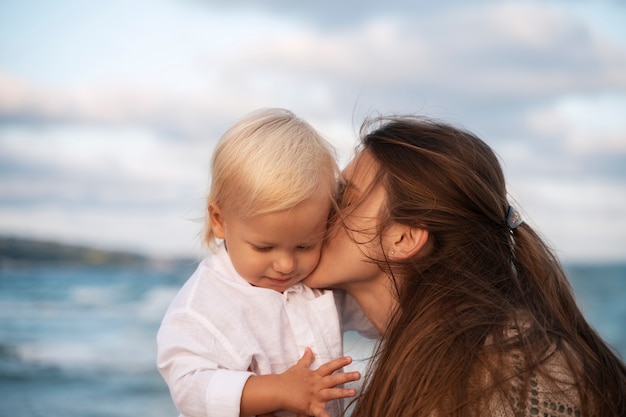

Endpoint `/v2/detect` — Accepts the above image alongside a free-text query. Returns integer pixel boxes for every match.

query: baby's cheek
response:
[303,253,322,277]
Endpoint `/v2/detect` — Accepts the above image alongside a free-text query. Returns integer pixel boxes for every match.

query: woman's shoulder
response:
[483,328,584,417]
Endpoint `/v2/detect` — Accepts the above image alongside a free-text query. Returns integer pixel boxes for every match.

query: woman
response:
[305,115,626,416]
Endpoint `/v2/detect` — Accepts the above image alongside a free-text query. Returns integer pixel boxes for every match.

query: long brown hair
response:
[347,116,626,416]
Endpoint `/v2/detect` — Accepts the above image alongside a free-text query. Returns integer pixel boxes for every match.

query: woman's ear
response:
[386,224,429,260]
[208,203,226,239]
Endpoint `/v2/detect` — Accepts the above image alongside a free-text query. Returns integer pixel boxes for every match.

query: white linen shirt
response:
[157,244,371,417]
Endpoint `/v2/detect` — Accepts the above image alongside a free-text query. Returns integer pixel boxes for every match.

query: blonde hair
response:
[203,108,339,249]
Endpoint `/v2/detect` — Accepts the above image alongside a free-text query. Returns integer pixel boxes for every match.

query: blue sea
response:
[0,261,624,417]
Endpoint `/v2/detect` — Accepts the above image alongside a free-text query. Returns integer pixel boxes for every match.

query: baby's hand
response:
[281,347,360,417]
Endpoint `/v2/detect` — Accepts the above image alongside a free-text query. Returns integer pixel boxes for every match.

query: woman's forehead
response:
[343,150,378,188]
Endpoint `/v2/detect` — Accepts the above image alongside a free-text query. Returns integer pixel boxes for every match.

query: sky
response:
[0,0,625,262]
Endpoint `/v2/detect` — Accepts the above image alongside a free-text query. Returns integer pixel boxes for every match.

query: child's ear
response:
[386,224,429,260]
[208,203,226,239]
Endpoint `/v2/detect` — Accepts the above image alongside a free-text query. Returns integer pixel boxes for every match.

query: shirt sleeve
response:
[157,308,254,417]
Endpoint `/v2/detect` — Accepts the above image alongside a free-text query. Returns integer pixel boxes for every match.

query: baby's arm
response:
[240,348,360,417]
[158,309,257,417]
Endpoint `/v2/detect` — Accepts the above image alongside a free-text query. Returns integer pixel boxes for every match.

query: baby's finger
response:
[319,386,358,401]
[296,347,315,369]
[328,370,361,386]
[315,356,352,376]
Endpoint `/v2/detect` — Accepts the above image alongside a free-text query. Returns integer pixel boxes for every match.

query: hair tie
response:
[506,205,523,230]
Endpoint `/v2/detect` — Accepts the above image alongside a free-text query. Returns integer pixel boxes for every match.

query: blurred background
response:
[1,1,625,416]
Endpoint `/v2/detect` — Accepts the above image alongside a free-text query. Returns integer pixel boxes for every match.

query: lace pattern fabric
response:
[489,346,586,417]
[507,372,583,417]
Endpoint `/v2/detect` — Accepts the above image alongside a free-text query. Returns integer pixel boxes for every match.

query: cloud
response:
[209,2,626,98]
[3,2,625,140]
[0,124,212,206]
[512,176,626,262]
[0,73,231,141]
[527,93,626,156]
[0,0,625,260]
[0,204,204,257]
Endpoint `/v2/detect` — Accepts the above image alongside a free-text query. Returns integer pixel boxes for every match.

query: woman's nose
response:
[273,253,296,274]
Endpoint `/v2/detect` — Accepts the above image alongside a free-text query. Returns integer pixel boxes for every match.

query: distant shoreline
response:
[0,236,196,268]
[1,235,623,269]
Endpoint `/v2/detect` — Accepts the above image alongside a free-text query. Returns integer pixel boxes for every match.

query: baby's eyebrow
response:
[247,240,275,247]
